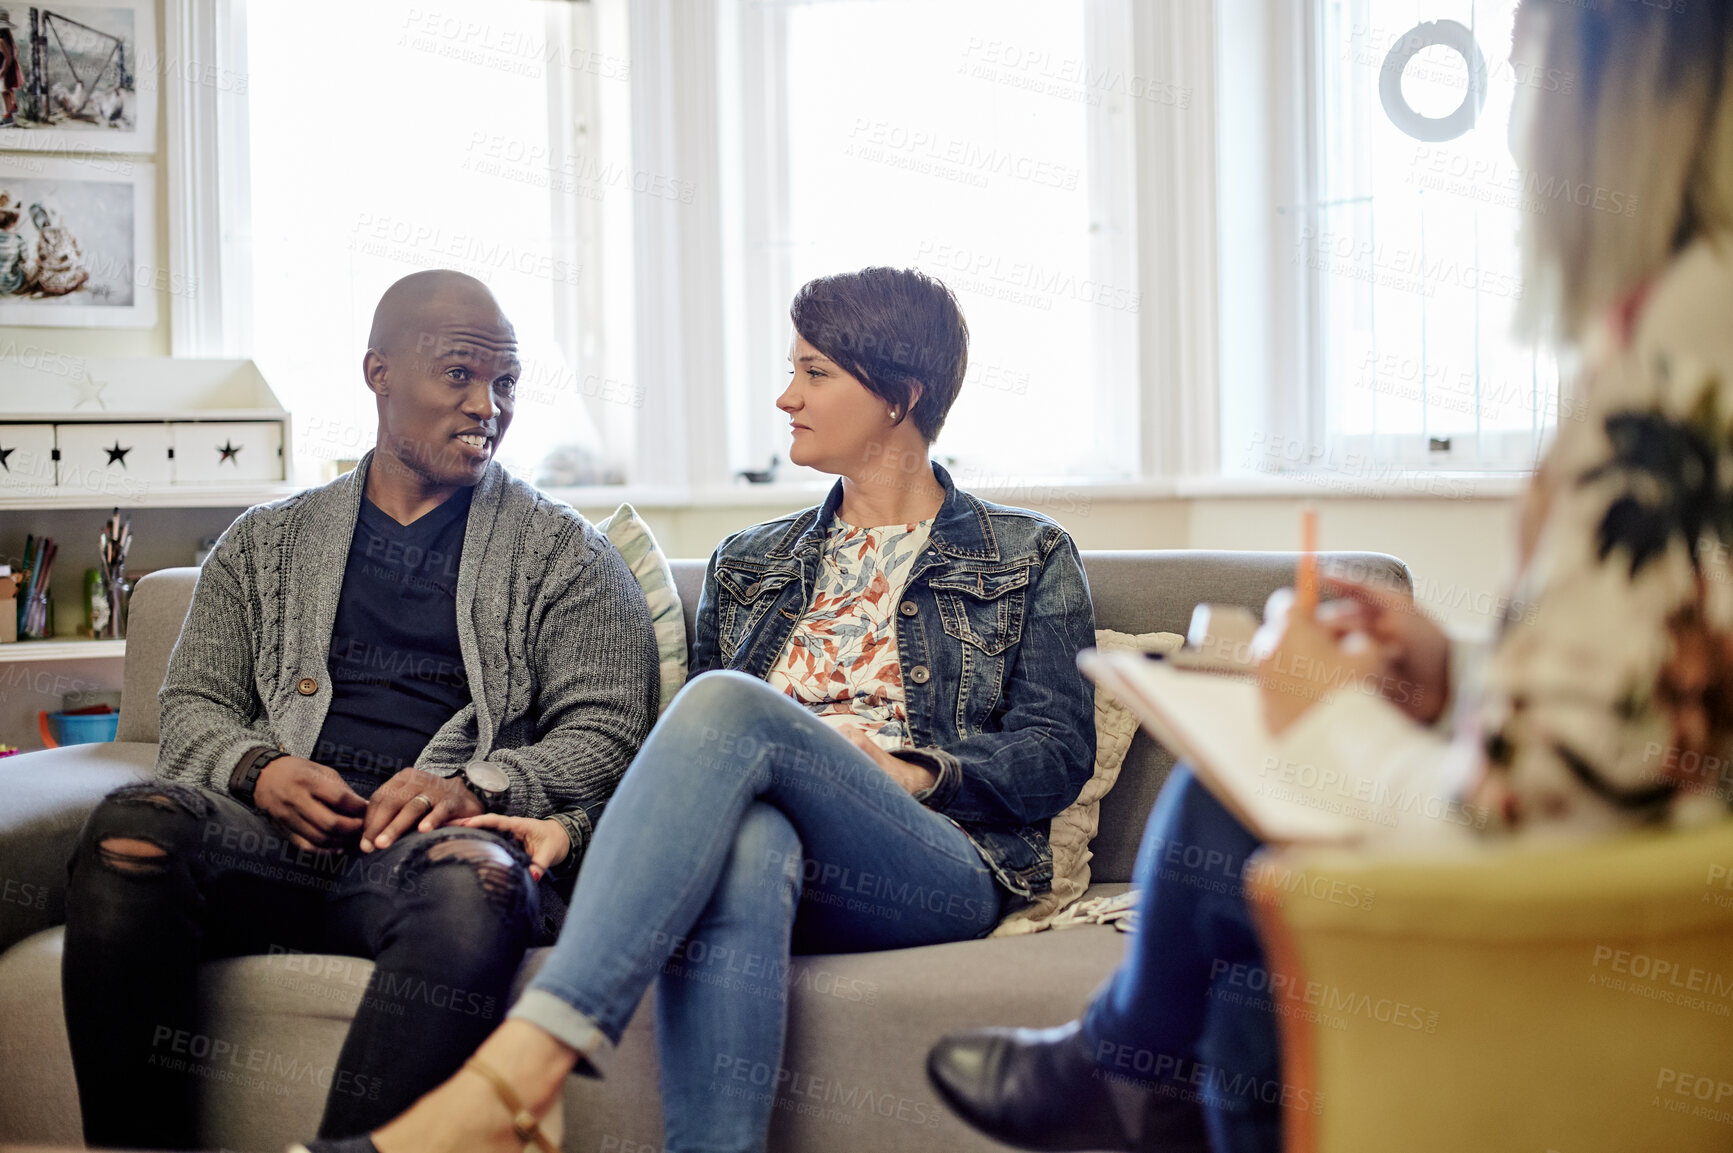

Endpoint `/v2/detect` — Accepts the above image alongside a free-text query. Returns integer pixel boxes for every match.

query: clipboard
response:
[1080,648,1373,845]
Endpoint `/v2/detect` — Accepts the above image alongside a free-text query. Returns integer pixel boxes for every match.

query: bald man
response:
[60,271,660,1149]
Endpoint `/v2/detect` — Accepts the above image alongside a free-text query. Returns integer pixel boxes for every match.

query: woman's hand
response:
[842,727,937,795]
[1318,576,1452,725]
[1258,599,1385,737]
[451,814,572,881]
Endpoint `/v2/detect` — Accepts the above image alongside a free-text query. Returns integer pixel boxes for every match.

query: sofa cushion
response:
[186,912,1128,1153]
[0,929,80,1146]
[1078,550,1408,635]
[0,741,155,955]
[595,503,688,716]
[117,568,200,744]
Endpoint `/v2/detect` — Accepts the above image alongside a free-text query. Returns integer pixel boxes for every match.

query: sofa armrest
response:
[0,743,156,955]
[1248,822,1733,1153]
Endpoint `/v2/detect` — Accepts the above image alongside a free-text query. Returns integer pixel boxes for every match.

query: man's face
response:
[372,298,519,488]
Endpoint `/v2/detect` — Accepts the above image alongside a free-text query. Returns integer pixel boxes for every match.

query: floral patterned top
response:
[1277,237,1733,836]
[768,517,934,750]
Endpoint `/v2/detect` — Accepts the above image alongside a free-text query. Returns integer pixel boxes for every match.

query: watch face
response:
[465,761,510,795]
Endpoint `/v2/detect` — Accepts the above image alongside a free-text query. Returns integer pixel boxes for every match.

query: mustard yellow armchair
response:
[1248,820,1733,1153]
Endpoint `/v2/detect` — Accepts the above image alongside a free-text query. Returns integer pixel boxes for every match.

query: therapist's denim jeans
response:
[1082,765,1285,1153]
[511,671,1004,1153]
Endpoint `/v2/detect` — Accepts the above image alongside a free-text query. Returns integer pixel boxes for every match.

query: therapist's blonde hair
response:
[1513,0,1733,346]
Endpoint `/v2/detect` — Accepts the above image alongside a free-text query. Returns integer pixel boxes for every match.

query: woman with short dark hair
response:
[302,266,1099,1153]
[788,266,972,443]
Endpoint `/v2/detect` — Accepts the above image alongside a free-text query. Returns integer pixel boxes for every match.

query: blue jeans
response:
[511,671,1004,1153]
[1082,766,1283,1153]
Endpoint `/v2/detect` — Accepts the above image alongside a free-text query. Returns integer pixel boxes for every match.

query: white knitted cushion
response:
[991,628,1183,936]
[595,504,687,716]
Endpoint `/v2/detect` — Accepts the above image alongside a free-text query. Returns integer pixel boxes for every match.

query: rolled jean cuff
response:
[507,989,616,1079]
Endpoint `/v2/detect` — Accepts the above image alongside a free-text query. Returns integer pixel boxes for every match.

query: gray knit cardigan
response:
[155,451,659,853]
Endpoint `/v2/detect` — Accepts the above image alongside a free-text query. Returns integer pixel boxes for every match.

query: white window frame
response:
[165,0,251,359]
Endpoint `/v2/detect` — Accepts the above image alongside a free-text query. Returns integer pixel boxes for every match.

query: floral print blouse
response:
[767,517,934,751]
[1277,237,1733,835]
[1477,239,1733,831]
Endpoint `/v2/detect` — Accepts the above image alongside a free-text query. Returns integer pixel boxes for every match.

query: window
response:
[240,0,1146,496]
[1226,0,1559,483]
[245,0,638,488]
[718,0,1143,487]
[229,0,1541,499]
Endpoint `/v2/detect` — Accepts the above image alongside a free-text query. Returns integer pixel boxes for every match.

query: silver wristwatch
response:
[459,760,511,812]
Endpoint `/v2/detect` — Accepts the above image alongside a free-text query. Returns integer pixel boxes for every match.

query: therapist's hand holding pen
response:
[1256,509,1452,734]
[1315,575,1452,726]
[1258,509,1376,736]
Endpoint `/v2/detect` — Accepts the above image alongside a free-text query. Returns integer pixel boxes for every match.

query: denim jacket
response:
[690,462,1098,898]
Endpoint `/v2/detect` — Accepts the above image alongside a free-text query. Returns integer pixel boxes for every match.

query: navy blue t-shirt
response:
[312,488,474,795]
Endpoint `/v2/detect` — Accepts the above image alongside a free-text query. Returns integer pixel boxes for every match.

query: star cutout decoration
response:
[104,440,131,467]
[69,376,108,410]
[216,439,243,465]
[0,445,12,472]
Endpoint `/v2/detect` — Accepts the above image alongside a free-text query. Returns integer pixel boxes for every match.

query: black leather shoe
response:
[927,1020,1211,1152]
[927,1020,1133,1150]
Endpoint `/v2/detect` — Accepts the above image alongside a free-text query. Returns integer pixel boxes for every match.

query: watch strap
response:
[229,746,285,808]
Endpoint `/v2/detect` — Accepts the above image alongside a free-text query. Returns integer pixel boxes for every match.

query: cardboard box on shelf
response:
[0,567,16,644]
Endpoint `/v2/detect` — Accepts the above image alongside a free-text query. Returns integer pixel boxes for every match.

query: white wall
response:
[572,490,1519,635]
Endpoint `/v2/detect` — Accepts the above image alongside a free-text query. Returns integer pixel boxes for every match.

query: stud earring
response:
[889,409,899,420]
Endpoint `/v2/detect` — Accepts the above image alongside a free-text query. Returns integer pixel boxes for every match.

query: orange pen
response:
[1295,506,1319,617]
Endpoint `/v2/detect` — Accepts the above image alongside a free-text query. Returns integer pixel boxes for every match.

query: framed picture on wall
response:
[0,154,154,327]
[0,1,157,155]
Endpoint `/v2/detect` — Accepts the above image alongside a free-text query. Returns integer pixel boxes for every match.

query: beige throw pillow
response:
[594,503,688,716]
[991,628,1183,936]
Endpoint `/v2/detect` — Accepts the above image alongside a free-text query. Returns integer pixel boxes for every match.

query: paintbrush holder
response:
[99,571,130,639]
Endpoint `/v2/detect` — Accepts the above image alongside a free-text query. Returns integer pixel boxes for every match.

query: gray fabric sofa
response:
[0,549,1409,1152]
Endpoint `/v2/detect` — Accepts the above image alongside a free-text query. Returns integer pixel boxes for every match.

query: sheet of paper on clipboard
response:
[1079,648,1374,845]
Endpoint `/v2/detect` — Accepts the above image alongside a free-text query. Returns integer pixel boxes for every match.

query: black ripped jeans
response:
[61,780,548,1150]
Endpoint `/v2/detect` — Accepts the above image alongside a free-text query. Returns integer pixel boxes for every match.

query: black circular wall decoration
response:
[1379,19,1488,143]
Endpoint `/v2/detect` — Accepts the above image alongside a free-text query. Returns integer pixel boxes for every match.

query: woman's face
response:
[777,332,899,475]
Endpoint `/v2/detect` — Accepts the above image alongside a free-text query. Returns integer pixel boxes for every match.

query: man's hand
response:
[1318,576,1451,725]
[453,814,572,881]
[362,768,484,852]
[841,728,937,796]
[253,757,367,852]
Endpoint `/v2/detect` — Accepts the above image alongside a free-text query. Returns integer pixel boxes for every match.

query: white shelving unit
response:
[0,357,292,502]
[2,357,293,660]
[0,483,298,512]
[0,638,126,662]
